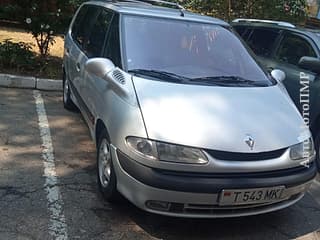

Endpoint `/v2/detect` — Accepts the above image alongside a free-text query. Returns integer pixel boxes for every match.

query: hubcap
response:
[98,139,112,188]
[63,78,69,104]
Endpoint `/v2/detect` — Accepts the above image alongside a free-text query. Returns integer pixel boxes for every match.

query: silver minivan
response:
[63,0,317,218]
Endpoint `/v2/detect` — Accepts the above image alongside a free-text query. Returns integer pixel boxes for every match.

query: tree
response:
[177,0,307,23]
[1,0,308,56]
[3,0,84,58]
[23,0,81,57]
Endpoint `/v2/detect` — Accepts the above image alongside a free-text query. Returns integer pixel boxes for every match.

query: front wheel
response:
[97,130,120,202]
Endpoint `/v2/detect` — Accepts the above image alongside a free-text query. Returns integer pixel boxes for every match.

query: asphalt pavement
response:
[0,87,320,240]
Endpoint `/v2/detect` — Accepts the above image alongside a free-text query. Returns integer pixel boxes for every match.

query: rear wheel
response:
[97,129,120,202]
[63,72,77,111]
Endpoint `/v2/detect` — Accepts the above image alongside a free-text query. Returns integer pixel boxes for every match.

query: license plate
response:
[219,186,285,206]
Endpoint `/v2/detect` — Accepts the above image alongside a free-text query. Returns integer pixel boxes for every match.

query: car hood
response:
[132,76,309,153]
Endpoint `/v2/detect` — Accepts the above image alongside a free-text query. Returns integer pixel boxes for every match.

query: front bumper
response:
[112,148,317,218]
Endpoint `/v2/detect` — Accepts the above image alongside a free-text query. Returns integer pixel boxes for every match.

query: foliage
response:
[0,0,84,58]
[67,0,86,8]
[0,0,309,57]
[177,0,307,23]
[0,38,62,79]
[0,39,36,70]
[0,4,20,22]
[22,1,66,57]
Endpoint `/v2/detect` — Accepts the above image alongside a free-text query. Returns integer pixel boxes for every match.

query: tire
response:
[63,72,77,111]
[97,129,120,202]
[315,133,320,173]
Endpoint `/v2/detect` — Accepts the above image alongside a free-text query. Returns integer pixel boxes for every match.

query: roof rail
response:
[110,0,185,10]
[143,0,185,10]
[107,0,152,5]
[114,0,185,16]
[232,18,295,28]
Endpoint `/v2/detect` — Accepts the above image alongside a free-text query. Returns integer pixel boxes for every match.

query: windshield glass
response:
[123,15,273,86]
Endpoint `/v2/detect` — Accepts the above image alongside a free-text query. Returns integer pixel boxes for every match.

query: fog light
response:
[146,201,170,211]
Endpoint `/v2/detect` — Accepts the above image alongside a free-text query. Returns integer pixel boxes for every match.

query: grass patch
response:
[0,26,64,79]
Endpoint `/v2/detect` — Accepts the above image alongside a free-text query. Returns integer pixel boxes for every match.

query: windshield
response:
[123,15,273,86]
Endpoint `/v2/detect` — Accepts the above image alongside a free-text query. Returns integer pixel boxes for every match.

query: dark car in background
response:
[232,19,320,171]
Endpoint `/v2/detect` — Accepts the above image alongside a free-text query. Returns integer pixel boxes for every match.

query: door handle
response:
[76,62,81,72]
[65,48,70,57]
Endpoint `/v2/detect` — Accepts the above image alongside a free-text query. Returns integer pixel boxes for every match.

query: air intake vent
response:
[112,70,126,84]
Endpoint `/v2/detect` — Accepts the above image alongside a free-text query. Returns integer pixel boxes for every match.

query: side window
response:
[247,28,280,57]
[241,28,252,41]
[103,14,122,68]
[71,6,88,41]
[276,34,316,66]
[86,9,113,58]
[71,6,101,50]
[233,26,247,37]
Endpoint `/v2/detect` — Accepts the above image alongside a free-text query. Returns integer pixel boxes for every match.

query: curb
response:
[0,73,62,91]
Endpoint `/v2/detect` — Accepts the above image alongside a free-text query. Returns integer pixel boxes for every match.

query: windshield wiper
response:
[129,69,190,83]
[191,76,268,87]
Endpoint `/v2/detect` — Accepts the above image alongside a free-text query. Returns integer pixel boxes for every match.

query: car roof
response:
[231,20,320,39]
[84,0,229,26]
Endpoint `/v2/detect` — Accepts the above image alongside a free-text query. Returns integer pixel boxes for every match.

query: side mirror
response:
[85,58,115,79]
[298,56,320,74]
[85,57,131,98]
[271,69,286,82]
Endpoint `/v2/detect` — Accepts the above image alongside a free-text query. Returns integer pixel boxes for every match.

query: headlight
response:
[126,137,208,165]
[156,141,208,164]
[290,138,315,160]
[126,137,158,160]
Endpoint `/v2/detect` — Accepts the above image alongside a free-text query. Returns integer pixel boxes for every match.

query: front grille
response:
[206,148,287,161]
[155,163,313,179]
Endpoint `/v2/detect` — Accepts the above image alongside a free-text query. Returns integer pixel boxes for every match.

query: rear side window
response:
[86,9,113,58]
[247,28,280,57]
[103,14,122,67]
[276,33,316,66]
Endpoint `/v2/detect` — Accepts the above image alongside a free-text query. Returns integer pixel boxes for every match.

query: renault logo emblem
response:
[245,135,255,150]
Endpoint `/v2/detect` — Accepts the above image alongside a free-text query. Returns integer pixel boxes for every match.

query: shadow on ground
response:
[0,88,319,240]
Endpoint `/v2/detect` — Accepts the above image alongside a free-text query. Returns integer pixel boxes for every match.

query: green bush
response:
[0,0,86,57]
[0,4,20,22]
[0,39,36,70]
[23,0,82,57]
